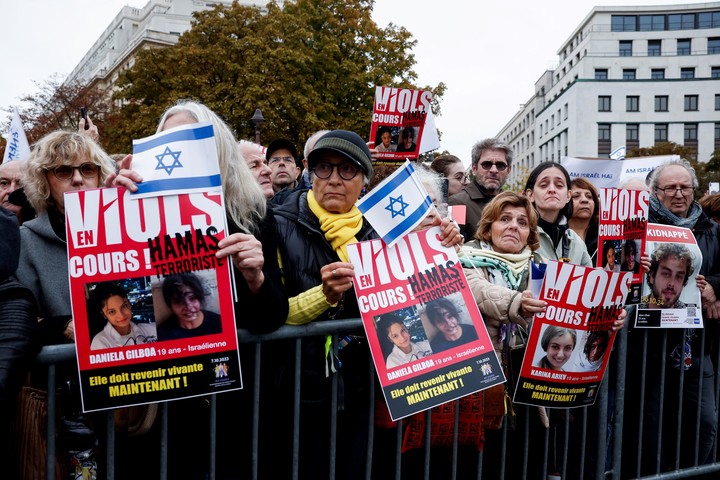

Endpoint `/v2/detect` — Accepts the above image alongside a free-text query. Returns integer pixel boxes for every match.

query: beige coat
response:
[464,265,533,357]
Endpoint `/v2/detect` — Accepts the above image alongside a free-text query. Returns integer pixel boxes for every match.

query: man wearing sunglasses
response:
[449,138,513,240]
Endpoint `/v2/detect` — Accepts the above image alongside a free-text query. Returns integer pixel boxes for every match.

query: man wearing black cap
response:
[266,138,300,195]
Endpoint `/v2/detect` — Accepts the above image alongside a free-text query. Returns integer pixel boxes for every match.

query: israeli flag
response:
[131,122,221,198]
[609,145,626,161]
[2,108,31,163]
[356,160,432,247]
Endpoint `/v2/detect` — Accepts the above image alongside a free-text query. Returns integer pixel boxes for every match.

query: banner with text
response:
[370,86,433,164]
[65,187,242,412]
[513,261,632,408]
[347,227,504,421]
[635,223,703,328]
[597,188,650,304]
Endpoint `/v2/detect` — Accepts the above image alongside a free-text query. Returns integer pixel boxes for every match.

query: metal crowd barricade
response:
[32,319,720,479]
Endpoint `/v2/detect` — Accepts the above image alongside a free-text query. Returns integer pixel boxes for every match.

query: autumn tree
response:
[0,75,119,158]
[107,0,445,154]
[626,141,697,161]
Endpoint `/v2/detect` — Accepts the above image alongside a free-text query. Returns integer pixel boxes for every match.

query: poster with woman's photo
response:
[369,85,432,164]
[66,186,242,412]
[347,226,503,421]
[634,223,703,329]
[597,188,650,304]
[513,260,632,408]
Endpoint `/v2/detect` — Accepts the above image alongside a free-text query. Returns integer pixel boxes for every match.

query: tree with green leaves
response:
[107,0,445,155]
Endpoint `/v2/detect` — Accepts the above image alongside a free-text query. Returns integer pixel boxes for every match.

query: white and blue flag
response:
[2,108,31,163]
[356,160,432,247]
[609,145,626,161]
[131,122,221,198]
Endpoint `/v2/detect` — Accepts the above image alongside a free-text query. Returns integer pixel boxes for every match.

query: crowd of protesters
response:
[1,104,719,479]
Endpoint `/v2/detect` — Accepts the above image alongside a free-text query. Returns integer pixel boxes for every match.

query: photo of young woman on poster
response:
[376,310,432,368]
[534,325,577,371]
[87,280,157,350]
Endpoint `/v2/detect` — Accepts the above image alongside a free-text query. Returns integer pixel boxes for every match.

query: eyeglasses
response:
[655,185,694,196]
[269,156,295,165]
[312,162,359,180]
[478,161,508,171]
[452,173,469,183]
[48,163,100,181]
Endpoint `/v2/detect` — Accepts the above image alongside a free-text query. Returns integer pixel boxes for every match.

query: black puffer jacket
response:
[273,190,376,321]
[272,190,376,393]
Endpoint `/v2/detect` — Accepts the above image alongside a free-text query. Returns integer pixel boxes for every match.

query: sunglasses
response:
[478,161,508,171]
[48,163,100,181]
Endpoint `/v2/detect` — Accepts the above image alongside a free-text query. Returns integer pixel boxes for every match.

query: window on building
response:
[655,124,668,143]
[668,13,695,30]
[716,94,720,111]
[681,67,695,79]
[612,15,637,32]
[648,40,662,56]
[639,15,665,31]
[699,12,720,29]
[626,96,640,112]
[651,68,665,79]
[623,69,637,80]
[684,94,699,111]
[551,114,555,129]
[598,124,611,155]
[677,39,691,55]
[716,123,720,150]
[563,103,568,120]
[712,67,720,78]
[595,68,608,80]
[655,95,669,112]
[684,123,698,145]
[619,41,633,57]
[709,38,720,54]
[598,96,612,112]
[627,123,640,142]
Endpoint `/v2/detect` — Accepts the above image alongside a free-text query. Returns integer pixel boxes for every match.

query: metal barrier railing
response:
[31,319,720,479]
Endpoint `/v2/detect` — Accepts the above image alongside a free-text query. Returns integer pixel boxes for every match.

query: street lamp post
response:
[251,108,265,144]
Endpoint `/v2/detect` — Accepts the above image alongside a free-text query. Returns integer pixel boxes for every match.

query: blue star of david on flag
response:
[385,195,409,218]
[131,122,222,198]
[356,160,432,247]
[155,146,183,175]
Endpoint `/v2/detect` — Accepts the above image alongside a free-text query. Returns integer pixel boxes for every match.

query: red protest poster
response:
[65,187,242,412]
[347,227,504,421]
[634,223,703,328]
[370,85,433,164]
[513,261,632,408]
[597,188,650,304]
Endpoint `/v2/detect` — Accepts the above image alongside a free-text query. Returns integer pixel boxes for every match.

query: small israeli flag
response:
[609,146,626,161]
[2,108,31,163]
[356,160,432,247]
[530,261,547,299]
[131,122,221,198]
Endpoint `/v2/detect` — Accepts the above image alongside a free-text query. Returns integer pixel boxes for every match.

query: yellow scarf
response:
[307,190,363,262]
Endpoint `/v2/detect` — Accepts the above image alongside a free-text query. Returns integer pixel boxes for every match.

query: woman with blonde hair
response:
[18,131,116,341]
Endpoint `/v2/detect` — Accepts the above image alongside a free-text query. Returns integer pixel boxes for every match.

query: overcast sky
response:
[0,0,684,163]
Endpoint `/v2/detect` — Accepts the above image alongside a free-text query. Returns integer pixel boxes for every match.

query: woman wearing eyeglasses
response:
[17,131,116,344]
[430,154,468,199]
[89,282,157,350]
